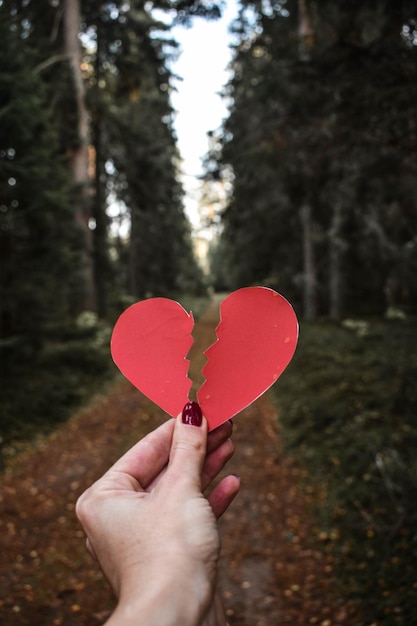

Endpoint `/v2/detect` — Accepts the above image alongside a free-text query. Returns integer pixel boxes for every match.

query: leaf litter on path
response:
[0,298,359,625]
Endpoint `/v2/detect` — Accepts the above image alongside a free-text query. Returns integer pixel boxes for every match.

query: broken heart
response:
[110,287,299,431]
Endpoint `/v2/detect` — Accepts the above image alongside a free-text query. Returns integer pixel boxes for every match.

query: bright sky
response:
[170,2,238,227]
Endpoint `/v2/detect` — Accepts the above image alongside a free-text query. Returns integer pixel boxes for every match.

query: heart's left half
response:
[110,298,194,418]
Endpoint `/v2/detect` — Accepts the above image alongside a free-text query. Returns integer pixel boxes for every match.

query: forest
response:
[1,1,417,624]
[209,0,417,320]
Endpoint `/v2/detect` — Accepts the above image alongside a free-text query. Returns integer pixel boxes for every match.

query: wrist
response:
[106,564,213,626]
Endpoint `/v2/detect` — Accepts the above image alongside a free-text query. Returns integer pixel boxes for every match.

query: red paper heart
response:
[110,287,298,430]
[111,298,194,419]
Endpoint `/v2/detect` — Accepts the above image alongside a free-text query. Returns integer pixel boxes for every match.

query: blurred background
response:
[1,1,417,624]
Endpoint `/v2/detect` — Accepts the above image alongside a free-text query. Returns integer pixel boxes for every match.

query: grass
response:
[272,317,417,625]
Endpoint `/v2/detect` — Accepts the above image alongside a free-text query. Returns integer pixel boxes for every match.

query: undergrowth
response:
[273,318,417,625]
[0,319,115,468]
[0,295,210,469]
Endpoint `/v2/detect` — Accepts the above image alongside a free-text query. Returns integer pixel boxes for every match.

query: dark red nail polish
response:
[182,401,202,427]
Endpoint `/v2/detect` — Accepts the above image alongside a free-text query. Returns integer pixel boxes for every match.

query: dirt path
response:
[0,298,359,625]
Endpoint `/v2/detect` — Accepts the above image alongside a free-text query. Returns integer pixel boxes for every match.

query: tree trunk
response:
[329,201,344,320]
[91,20,109,318]
[297,1,316,320]
[301,204,317,320]
[63,0,95,311]
[91,113,109,317]
[297,0,314,61]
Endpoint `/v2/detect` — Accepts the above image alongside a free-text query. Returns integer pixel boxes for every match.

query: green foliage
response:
[81,0,205,301]
[273,319,417,624]
[0,0,208,358]
[0,6,83,341]
[211,0,417,317]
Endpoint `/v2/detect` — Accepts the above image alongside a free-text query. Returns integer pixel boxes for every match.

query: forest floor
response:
[0,297,361,626]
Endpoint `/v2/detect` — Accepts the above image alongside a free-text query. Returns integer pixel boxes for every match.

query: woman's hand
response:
[76,406,240,626]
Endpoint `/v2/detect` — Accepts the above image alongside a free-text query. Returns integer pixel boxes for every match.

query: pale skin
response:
[76,414,240,626]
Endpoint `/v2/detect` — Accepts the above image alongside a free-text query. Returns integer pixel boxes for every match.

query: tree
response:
[0,5,83,343]
[63,0,95,311]
[2,0,220,347]
[213,0,417,317]
[80,0,206,302]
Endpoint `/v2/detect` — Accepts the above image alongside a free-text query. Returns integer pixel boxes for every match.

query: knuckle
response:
[175,437,205,455]
[75,485,97,524]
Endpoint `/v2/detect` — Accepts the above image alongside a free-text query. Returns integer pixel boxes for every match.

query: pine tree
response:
[0,5,83,343]
[81,1,204,302]
[213,0,417,317]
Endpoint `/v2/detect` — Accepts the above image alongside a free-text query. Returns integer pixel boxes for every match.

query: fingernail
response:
[182,401,203,427]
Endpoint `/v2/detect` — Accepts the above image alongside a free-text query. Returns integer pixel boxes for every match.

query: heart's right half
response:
[196,287,299,429]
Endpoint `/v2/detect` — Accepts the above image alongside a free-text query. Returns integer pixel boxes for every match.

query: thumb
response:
[167,402,208,485]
